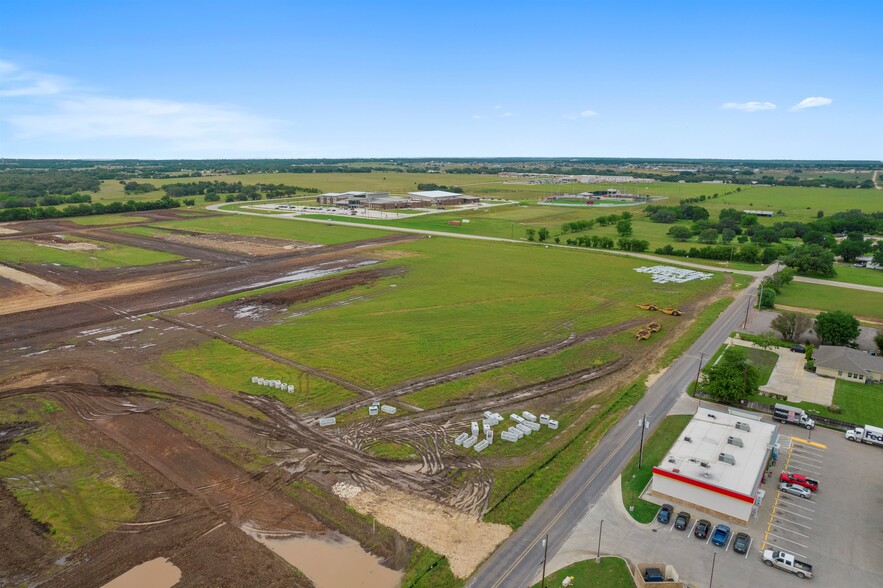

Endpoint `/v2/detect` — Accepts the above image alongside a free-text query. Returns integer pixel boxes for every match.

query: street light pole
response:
[709,551,717,588]
[596,520,604,563]
[541,534,548,588]
[694,352,705,395]
[639,414,648,468]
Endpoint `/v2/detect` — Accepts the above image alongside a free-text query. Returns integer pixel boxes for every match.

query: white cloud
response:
[0,59,66,97]
[501,112,515,117]
[472,114,482,119]
[579,110,598,118]
[721,101,777,112]
[791,96,832,110]
[8,96,297,152]
[493,105,502,109]
[1,59,300,155]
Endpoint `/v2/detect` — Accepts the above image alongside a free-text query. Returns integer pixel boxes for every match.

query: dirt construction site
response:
[0,211,735,587]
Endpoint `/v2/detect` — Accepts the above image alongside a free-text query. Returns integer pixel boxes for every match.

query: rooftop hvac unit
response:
[707,413,717,419]
[727,436,744,447]
[735,421,751,432]
[719,453,736,465]
[683,436,693,443]
[701,472,712,479]
[668,458,676,464]
[700,462,710,468]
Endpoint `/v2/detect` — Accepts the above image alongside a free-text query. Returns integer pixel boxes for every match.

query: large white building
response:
[650,409,778,524]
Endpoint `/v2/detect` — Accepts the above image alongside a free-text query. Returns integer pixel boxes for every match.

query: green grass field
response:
[68,214,152,226]
[149,213,392,245]
[620,414,693,523]
[237,238,722,390]
[813,265,883,288]
[163,339,359,412]
[0,236,182,268]
[0,414,138,550]
[366,441,419,461]
[833,380,883,427]
[530,558,634,588]
[776,281,882,321]
[401,336,623,410]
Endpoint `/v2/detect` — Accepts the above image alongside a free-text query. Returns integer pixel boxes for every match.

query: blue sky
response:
[1,1,881,160]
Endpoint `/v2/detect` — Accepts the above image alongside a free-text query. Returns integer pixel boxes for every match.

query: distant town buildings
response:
[316,190,479,210]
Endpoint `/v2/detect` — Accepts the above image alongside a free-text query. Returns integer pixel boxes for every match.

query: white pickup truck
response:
[762,549,813,579]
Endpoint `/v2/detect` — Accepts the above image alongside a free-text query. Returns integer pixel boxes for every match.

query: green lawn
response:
[150,213,393,245]
[366,441,419,461]
[621,414,693,523]
[776,281,883,321]
[833,379,883,427]
[68,214,151,226]
[163,339,359,412]
[237,238,721,390]
[0,421,138,550]
[811,264,883,288]
[0,237,182,268]
[401,336,623,410]
[530,558,634,588]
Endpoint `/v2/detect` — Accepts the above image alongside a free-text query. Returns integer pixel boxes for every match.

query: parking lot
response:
[548,420,883,587]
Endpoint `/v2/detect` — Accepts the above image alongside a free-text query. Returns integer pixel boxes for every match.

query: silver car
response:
[778,482,811,498]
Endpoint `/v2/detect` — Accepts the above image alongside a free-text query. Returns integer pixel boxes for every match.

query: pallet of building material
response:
[319,417,336,427]
[523,421,540,432]
[539,414,550,425]
[501,431,519,442]
[455,432,469,446]
[507,427,523,439]
[474,439,490,453]
[380,405,397,414]
[368,405,379,416]
[522,411,537,422]
[485,430,494,444]
[548,419,559,429]
[516,423,532,436]
[510,414,525,424]
[462,435,478,449]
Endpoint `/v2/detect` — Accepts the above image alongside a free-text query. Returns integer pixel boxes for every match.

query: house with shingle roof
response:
[814,345,883,383]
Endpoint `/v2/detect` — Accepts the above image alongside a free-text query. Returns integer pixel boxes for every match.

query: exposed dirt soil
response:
[346,488,510,579]
[0,264,65,295]
[152,230,320,256]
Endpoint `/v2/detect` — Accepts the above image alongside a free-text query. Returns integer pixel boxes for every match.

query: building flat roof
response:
[655,409,777,497]
[408,190,468,199]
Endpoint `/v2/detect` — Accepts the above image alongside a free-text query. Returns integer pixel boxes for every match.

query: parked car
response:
[694,519,711,539]
[778,482,812,498]
[733,532,751,554]
[674,511,691,531]
[657,503,674,524]
[790,345,806,353]
[711,524,731,547]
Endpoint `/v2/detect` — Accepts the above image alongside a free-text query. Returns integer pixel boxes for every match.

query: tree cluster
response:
[0,196,181,222]
[0,170,101,198]
[416,183,463,193]
[701,347,761,403]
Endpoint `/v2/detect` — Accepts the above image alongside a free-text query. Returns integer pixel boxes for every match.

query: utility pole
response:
[541,534,548,588]
[639,415,649,468]
[709,551,717,588]
[694,352,705,395]
[596,520,604,563]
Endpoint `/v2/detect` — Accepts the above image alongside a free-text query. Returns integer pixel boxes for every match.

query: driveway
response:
[727,338,835,405]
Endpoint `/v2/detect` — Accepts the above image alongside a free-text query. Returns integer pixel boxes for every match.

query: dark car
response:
[674,511,691,530]
[711,524,731,547]
[656,503,674,524]
[694,519,711,539]
[733,532,751,554]
[790,345,806,353]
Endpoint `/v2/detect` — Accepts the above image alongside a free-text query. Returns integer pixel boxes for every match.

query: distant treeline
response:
[0,197,181,222]
[415,183,463,193]
[1,192,92,209]
[160,181,320,200]
[0,170,101,198]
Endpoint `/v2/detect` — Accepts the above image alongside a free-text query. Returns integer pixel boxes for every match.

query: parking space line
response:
[792,443,826,454]
[787,453,824,465]
[771,516,811,530]
[743,536,753,558]
[764,532,808,550]
[770,524,810,538]
[774,505,814,519]
[689,520,698,536]
[791,438,827,449]
[776,499,815,513]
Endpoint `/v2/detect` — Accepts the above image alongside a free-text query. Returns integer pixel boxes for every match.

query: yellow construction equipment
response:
[648,321,662,332]
[636,303,658,311]
[635,328,652,340]
[661,308,682,316]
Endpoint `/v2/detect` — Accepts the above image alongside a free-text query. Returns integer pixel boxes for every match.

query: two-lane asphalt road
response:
[468,276,766,587]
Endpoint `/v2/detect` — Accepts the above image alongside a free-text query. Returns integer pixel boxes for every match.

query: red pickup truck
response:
[779,472,819,492]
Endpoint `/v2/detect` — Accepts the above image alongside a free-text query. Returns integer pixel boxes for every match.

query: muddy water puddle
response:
[101,557,181,588]
[247,529,401,588]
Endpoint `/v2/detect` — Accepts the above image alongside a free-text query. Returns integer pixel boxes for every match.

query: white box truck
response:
[773,404,815,429]
[845,424,883,447]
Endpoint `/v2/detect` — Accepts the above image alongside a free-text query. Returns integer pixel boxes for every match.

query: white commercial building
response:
[650,409,778,524]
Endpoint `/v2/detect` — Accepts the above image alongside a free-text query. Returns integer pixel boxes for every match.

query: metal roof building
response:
[650,409,778,524]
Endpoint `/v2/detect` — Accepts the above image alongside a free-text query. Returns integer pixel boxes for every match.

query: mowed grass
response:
[401,336,623,409]
[776,281,882,321]
[620,414,693,523]
[150,213,392,245]
[815,265,883,288]
[0,422,139,550]
[163,339,360,412]
[529,558,634,588]
[833,380,883,427]
[0,237,182,268]
[239,238,722,390]
[68,214,151,226]
[366,441,419,461]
